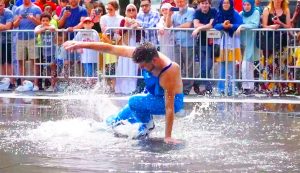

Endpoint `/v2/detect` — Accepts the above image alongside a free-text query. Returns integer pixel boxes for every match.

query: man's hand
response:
[164,137,182,144]
[63,40,82,52]
[192,27,201,37]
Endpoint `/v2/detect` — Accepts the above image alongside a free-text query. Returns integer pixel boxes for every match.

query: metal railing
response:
[1,27,300,95]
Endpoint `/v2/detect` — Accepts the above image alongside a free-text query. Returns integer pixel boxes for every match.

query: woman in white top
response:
[115,4,139,94]
[157,3,174,61]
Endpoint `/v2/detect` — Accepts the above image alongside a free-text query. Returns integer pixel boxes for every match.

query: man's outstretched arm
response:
[63,41,136,58]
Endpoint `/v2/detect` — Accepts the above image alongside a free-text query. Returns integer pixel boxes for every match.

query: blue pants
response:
[106,93,184,125]
[217,62,235,95]
[195,46,213,90]
[83,63,97,77]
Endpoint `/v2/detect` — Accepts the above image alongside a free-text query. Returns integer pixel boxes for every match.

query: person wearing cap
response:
[73,17,100,81]
[157,3,174,61]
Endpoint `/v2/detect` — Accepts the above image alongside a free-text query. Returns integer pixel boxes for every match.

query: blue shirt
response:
[172,7,195,47]
[193,8,217,46]
[0,8,13,43]
[59,6,88,28]
[15,4,42,40]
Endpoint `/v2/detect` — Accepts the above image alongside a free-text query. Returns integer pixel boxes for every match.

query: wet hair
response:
[40,13,52,21]
[107,0,119,10]
[132,42,159,63]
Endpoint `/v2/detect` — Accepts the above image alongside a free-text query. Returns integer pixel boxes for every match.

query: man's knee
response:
[128,95,141,111]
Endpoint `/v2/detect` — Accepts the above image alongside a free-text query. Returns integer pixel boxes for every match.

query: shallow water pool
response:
[0,94,300,172]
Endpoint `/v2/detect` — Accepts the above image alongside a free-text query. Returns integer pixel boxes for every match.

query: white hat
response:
[161,3,172,9]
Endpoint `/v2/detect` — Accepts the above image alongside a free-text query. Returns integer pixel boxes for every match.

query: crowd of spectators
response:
[0,0,300,96]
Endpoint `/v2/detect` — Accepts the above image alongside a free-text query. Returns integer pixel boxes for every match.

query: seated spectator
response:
[192,0,217,95]
[236,0,260,95]
[213,0,243,96]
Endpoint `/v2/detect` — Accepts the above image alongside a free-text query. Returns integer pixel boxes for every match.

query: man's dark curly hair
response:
[132,42,159,63]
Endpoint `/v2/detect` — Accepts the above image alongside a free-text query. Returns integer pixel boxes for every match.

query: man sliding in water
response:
[63,41,184,144]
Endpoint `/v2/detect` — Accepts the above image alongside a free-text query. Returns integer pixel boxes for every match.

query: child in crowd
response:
[51,31,69,91]
[294,33,300,95]
[34,13,56,91]
[73,17,99,84]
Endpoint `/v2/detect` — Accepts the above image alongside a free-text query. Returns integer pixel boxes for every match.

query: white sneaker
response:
[32,85,39,92]
[15,80,34,92]
[0,78,10,91]
[45,86,56,92]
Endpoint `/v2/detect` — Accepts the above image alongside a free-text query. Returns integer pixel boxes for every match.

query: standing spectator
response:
[291,0,300,28]
[166,0,196,95]
[236,0,260,95]
[34,13,56,91]
[255,0,264,15]
[213,0,243,96]
[58,0,87,30]
[192,0,217,95]
[157,3,174,61]
[0,0,14,90]
[136,0,160,44]
[74,17,99,80]
[260,0,291,96]
[100,0,123,34]
[100,0,123,93]
[91,1,106,72]
[115,4,139,94]
[13,0,42,92]
[91,1,106,33]
[55,0,68,17]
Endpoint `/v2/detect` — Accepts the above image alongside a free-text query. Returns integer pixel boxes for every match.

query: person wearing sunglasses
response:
[115,4,140,95]
[136,0,160,44]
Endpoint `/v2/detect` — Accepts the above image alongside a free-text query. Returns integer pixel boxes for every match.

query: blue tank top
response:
[143,63,172,96]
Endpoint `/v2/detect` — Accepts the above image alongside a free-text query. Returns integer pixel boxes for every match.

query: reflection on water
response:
[0,97,300,172]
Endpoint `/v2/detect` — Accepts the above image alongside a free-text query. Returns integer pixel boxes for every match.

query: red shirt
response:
[234,0,242,12]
